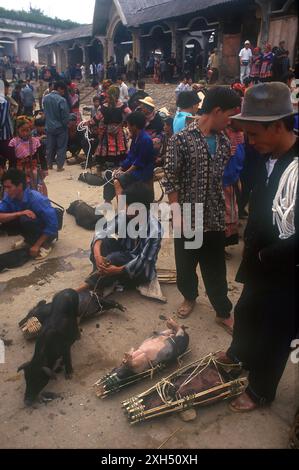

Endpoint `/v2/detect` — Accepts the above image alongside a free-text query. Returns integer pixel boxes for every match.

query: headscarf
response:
[107,85,120,108]
[16,115,34,129]
[0,80,6,104]
[102,79,112,91]
[231,82,245,96]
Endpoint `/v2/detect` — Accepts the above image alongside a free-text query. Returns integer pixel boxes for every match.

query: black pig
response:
[18,289,80,405]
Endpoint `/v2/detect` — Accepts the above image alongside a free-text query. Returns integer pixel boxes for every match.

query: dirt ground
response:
[0,84,298,449]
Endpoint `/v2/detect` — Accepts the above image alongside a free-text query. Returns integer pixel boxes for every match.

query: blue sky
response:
[0,0,95,24]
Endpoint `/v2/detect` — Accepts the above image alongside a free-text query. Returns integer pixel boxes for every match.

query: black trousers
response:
[103,170,137,202]
[174,231,232,318]
[86,238,147,290]
[1,216,57,246]
[227,279,298,404]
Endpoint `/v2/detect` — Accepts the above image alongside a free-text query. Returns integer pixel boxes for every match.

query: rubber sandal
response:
[35,246,53,260]
[12,239,28,250]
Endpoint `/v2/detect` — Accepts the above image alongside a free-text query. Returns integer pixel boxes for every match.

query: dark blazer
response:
[236,140,298,286]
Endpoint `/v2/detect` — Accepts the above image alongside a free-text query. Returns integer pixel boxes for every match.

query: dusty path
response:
[0,84,297,449]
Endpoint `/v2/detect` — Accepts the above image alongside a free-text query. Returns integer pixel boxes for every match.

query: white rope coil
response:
[77,120,115,190]
[272,157,298,240]
[77,121,92,173]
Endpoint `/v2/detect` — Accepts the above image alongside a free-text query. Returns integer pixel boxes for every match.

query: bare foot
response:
[229,392,258,412]
[177,299,195,319]
[215,316,234,335]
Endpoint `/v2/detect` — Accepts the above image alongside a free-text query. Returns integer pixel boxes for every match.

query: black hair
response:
[164,117,174,130]
[177,91,200,109]
[201,86,241,114]
[54,81,67,92]
[287,71,295,81]
[259,115,295,132]
[3,80,10,88]
[137,80,145,89]
[122,182,153,210]
[2,168,26,190]
[232,77,241,85]
[127,111,146,130]
[34,118,45,127]
[243,77,253,87]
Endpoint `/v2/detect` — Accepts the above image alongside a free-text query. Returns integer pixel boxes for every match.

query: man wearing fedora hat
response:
[218,82,298,411]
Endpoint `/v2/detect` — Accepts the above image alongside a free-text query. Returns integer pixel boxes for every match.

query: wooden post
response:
[255,0,271,47]
[131,28,141,61]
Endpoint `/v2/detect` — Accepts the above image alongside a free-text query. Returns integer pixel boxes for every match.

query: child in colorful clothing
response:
[31,117,48,180]
[9,118,48,196]
[223,124,245,247]
[260,44,273,82]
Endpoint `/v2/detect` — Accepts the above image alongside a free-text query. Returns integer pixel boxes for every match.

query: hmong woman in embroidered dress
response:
[69,83,82,124]
[91,85,131,168]
[260,44,274,82]
[9,118,48,196]
[250,47,263,84]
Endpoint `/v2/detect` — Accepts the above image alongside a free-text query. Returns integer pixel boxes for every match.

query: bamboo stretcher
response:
[94,350,191,399]
[122,352,248,424]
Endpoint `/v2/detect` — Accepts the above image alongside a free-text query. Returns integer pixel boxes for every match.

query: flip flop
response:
[35,246,53,261]
[177,301,195,319]
[12,239,28,250]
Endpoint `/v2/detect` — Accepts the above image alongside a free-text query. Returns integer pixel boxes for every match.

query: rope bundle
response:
[272,157,298,239]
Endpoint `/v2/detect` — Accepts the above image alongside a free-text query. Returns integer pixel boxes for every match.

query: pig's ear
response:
[17,362,30,372]
[123,353,133,364]
[41,367,56,379]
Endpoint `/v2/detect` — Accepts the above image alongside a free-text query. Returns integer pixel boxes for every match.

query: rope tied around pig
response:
[154,353,242,405]
[79,259,111,321]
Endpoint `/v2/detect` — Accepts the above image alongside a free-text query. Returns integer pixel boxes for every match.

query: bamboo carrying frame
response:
[94,350,191,399]
[122,353,248,425]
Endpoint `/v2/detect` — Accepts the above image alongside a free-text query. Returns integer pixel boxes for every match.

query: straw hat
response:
[139,96,156,109]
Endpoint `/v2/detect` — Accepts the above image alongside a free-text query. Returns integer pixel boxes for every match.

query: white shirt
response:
[119,82,129,104]
[266,158,277,183]
[239,48,252,62]
[80,65,85,74]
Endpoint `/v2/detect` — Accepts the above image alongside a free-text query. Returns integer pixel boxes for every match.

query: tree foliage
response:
[0,6,81,30]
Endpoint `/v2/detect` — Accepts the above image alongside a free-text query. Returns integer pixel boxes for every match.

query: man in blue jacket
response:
[0,169,58,258]
[103,111,154,203]
[43,81,70,172]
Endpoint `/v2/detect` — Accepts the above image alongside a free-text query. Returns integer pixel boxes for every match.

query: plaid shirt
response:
[163,121,231,232]
[93,212,163,282]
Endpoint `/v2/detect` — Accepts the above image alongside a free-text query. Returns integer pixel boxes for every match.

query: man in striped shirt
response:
[78,183,162,292]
